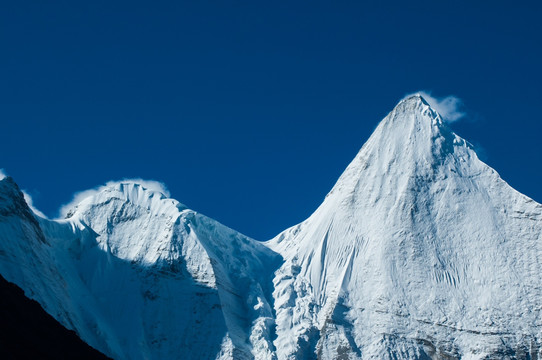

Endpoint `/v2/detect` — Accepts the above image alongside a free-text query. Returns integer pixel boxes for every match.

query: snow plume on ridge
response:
[0,169,6,180]
[58,178,170,219]
[23,191,47,218]
[405,91,465,122]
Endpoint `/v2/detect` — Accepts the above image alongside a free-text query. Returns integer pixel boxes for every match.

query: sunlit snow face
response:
[58,178,170,219]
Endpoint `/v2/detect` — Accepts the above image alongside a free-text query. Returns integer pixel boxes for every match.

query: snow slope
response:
[0,95,541,359]
[267,95,542,359]
[0,178,280,360]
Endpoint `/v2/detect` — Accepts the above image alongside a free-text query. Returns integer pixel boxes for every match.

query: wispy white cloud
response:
[22,191,47,218]
[405,91,465,123]
[0,169,6,180]
[58,178,170,219]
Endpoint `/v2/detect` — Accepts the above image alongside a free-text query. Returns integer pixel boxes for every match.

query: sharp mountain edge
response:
[0,95,540,359]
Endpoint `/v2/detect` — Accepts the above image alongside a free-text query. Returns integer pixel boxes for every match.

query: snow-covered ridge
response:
[0,176,280,359]
[59,178,171,219]
[1,95,541,359]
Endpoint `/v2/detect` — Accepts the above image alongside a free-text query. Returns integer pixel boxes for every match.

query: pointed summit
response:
[374,93,446,141]
[0,176,41,228]
[391,93,440,120]
[325,95,468,202]
[399,93,430,105]
[396,93,430,107]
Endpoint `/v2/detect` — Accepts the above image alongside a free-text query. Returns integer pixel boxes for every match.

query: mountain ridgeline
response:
[0,95,540,359]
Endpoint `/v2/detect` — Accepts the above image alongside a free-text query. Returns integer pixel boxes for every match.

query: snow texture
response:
[0,95,541,359]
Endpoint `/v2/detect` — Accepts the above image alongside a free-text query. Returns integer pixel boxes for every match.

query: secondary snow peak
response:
[62,181,182,220]
[1,175,282,359]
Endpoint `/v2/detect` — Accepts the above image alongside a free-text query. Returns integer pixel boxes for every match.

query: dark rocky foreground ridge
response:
[0,273,109,359]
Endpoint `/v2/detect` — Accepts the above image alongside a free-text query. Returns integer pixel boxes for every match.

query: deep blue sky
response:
[1,1,541,240]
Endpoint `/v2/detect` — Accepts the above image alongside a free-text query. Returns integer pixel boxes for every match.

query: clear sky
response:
[1,1,541,240]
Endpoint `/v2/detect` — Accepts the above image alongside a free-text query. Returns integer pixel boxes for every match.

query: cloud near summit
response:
[405,91,465,123]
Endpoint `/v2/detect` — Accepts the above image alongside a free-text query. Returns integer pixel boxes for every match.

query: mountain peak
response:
[392,94,443,125]
[0,176,20,196]
[400,93,427,103]
[267,98,542,359]
[0,176,38,225]
[63,180,180,219]
[321,95,466,204]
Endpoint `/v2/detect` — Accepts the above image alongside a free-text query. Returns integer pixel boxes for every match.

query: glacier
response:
[0,95,541,359]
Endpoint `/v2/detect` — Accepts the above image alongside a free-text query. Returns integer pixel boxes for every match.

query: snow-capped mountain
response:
[0,179,280,359]
[0,95,541,359]
[267,95,542,359]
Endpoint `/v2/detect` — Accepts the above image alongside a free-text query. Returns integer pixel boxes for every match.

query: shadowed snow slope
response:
[0,95,541,359]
